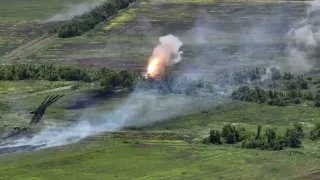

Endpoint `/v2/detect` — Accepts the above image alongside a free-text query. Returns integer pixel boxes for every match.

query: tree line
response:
[0,64,139,91]
[55,0,136,38]
[231,86,320,107]
[203,122,320,151]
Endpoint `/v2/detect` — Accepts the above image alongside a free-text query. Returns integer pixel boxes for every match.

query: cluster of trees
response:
[231,86,319,106]
[222,67,281,85]
[137,74,204,95]
[203,123,308,150]
[56,0,136,38]
[0,64,139,91]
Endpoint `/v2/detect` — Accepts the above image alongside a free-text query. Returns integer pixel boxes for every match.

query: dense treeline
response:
[203,122,320,151]
[0,64,139,91]
[231,86,319,107]
[222,67,281,85]
[56,0,136,38]
[136,73,204,95]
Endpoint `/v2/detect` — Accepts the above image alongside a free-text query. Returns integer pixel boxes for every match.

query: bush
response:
[284,128,302,148]
[310,122,320,140]
[221,124,246,144]
[242,127,285,151]
[293,97,302,104]
[270,67,281,81]
[283,72,294,80]
[57,0,136,38]
[315,95,320,107]
[208,130,223,144]
[298,76,308,89]
[286,82,297,90]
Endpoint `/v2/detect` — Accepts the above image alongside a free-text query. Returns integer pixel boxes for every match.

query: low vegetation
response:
[231,86,319,107]
[203,122,316,151]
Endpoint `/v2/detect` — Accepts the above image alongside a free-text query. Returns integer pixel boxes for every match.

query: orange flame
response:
[147,58,159,77]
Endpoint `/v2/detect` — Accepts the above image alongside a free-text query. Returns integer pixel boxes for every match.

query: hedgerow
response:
[203,123,304,151]
[0,64,139,91]
[57,0,136,38]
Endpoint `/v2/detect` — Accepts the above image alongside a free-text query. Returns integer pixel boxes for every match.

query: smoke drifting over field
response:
[287,0,320,73]
[43,1,102,22]
[1,90,218,150]
[1,2,316,153]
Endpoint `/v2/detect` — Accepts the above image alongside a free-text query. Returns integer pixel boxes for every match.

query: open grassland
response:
[1,101,320,179]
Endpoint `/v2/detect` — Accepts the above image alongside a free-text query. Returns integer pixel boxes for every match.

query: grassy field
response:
[1,101,320,179]
[1,0,320,179]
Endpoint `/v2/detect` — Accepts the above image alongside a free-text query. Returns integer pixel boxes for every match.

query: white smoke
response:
[43,2,102,23]
[287,0,320,73]
[148,34,183,76]
[0,88,218,151]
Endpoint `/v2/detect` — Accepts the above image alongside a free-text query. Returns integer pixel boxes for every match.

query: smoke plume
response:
[287,0,320,73]
[43,2,102,23]
[148,34,183,76]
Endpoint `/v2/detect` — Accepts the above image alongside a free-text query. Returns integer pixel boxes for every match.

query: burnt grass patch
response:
[65,89,129,110]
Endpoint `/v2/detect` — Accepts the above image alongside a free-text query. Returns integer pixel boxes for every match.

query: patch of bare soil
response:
[295,170,320,180]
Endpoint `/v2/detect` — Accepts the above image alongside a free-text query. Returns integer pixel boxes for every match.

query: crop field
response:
[1,0,320,179]
[18,0,308,71]
[0,0,91,57]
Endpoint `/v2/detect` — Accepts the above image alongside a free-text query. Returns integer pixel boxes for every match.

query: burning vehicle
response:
[144,34,183,79]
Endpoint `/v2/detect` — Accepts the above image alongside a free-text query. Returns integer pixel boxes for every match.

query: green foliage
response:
[232,86,315,107]
[283,72,294,80]
[0,64,139,91]
[286,81,296,90]
[227,68,268,84]
[137,74,202,95]
[242,127,284,150]
[270,67,281,81]
[232,86,287,106]
[57,0,136,38]
[297,76,308,89]
[314,93,320,107]
[242,124,303,150]
[284,128,302,148]
[221,124,247,144]
[203,130,222,145]
[310,122,320,140]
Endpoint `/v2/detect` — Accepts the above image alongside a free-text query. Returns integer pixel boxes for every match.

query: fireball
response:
[146,58,160,77]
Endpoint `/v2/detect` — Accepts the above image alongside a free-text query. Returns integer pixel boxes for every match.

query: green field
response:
[1,0,320,179]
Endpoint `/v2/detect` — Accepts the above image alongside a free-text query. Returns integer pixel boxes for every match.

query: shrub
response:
[293,122,304,138]
[293,97,302,104]
[286,82,297,90]
[267,96,286,106]
[209,130,223,144]
[221,124,246,144]
[270,67,281,81]
[283,72,294,80]
[310,122,320,140]
[298,76,308,89]
[242,126,285,151]
[315,97,320,107]
[284,128,302,148]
